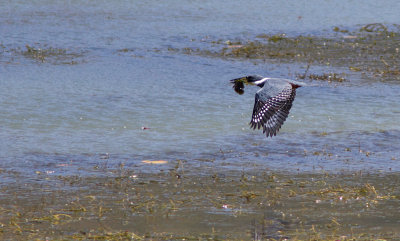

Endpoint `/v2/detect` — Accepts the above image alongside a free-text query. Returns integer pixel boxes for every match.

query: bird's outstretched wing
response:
[250,85,296,137]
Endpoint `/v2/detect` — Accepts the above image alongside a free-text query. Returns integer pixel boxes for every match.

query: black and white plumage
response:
[230,75,305,137]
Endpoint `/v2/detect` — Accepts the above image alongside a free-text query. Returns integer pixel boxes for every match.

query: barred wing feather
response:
[250,86,296,137]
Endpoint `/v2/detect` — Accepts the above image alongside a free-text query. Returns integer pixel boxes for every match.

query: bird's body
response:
[230,75,305,137]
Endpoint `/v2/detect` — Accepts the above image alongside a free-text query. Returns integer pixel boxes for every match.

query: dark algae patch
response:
[170,23,400,82]
[22,44,86,64]
[0,162,399,240]
[0,44,87,65]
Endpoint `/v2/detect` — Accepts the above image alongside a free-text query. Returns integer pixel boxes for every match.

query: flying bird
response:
[230,75,305,137]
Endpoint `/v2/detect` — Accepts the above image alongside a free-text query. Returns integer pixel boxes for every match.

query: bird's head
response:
[230,75,266,94]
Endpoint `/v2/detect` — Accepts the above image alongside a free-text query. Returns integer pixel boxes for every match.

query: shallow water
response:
[2,0,400,171]
[1,0,400,239]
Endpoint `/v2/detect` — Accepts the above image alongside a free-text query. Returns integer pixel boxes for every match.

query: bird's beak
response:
[230,77,247,84]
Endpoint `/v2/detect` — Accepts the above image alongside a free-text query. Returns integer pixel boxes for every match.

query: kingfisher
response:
[230,75,305,137]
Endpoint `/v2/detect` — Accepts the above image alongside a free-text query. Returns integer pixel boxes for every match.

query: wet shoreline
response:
[0,159,399,240]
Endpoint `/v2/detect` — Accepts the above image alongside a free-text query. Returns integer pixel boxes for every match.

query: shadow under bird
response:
[230,75,306,137]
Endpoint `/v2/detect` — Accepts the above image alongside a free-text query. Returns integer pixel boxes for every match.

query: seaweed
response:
[169,23,400,82]
[0,162,398,240]
[0,44,86,65]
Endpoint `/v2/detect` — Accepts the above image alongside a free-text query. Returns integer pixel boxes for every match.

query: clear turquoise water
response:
[1,0,400,176]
